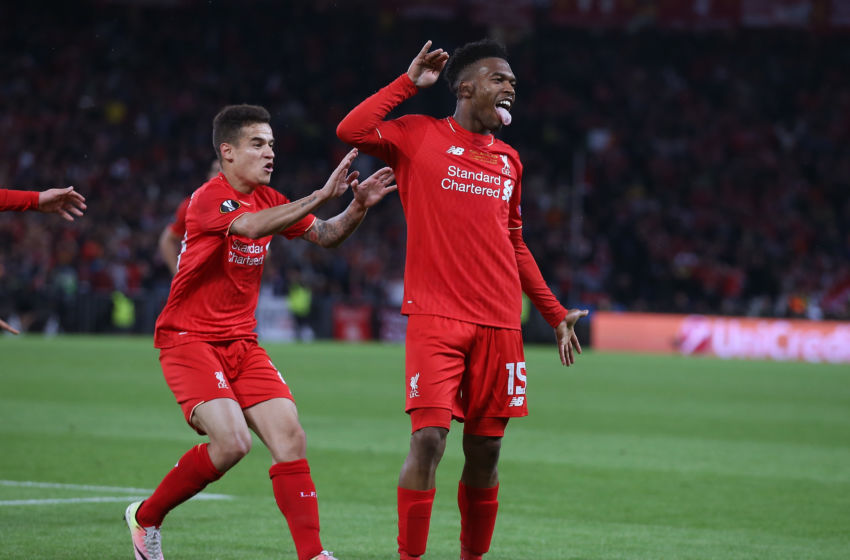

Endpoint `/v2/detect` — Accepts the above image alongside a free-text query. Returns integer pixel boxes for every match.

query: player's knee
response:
[285,423,307,457]
[262,422,307,462]
[411,426,448,462]
[463,435,502,469]
[212,429,252,467]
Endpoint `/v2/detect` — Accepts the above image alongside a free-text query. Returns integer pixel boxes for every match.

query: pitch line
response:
[0,480,231,506]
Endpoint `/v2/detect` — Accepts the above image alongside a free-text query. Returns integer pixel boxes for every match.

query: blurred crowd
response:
[1,1,848,333]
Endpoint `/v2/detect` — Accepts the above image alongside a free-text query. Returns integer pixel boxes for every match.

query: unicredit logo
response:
[676,316,850,363]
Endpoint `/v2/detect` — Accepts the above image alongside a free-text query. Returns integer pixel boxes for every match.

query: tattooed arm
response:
[302,166,396,248]
[303,203,368,248]
[231,150,359,239]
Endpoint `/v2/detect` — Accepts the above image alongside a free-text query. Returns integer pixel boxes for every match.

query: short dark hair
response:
[444,39,509,94]
[212,104,271,159]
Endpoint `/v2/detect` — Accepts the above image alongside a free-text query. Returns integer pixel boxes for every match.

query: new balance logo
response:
[214,371,229,389]
[409,373,420,398]
[446,146,465,156]
[508,396,525,407]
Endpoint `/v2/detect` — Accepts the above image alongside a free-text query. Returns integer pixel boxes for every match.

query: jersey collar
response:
[445,117,496,147]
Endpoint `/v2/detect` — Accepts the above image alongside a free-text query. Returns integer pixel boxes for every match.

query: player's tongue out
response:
[495,106,512,126]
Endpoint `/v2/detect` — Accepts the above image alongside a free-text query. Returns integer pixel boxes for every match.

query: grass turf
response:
[1,335,848,559]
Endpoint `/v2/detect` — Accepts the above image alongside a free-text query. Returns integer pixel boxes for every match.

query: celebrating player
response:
[125,104,395,560]
[1,186,87,334]
[337,40,588,559]
[158,159,221,275]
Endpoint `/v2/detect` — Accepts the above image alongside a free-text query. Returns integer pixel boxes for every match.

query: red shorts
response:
[159,339,293,434]
[405,315,528,437]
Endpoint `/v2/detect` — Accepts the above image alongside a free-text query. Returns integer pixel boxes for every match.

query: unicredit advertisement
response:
[591,312,850,364]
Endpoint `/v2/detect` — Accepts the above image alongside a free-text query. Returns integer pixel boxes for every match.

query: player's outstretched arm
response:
[555,309,589,367]
[38,186,87,221]
[230,149,360,239]
[407,40,449,89]
[302,167,396,248]
[1,317,20,335]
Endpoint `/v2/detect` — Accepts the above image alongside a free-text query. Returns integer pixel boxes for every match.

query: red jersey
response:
[154,173,315,348]
[0,188,39,211]
[338,74,566,330]
[168,196,190,237]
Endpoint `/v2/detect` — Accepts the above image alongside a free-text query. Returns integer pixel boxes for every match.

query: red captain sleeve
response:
[511,229,568,328]
[336,73,420,164]
[0,188,40,212]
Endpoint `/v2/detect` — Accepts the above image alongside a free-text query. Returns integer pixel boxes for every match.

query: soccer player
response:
[158,160,221,275]
[1,186,87,334]
[337,40,588,560]
[125,104,396,560]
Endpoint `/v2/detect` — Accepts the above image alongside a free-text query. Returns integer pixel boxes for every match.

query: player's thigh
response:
[159,341,240,432]
[243,397,305,462]
[191,397,252,449]
[464,326,527,423]
[405,315,473,416]
[230,342,294,409]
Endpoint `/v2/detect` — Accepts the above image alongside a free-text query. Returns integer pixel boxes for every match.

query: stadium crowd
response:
[1,2,848,333]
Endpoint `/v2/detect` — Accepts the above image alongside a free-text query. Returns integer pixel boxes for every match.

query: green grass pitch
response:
[1,335,849,559]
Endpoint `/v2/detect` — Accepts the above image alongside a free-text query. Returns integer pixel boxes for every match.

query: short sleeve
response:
[186,184,254,237]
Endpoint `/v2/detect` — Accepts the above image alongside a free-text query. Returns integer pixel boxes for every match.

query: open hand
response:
[407,40,449,89]
[320,149,359,200]
[555,308,589,366]
[351,167,396,210]
[38,186,86,221]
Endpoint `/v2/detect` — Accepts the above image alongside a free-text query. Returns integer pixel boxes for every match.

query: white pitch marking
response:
[0,480,152,494]
[0,480,231,506]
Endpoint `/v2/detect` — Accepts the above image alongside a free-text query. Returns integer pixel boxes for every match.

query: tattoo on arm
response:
[304,209,364,248]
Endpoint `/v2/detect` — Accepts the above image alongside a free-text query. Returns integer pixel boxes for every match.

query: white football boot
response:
[124,501,164,560]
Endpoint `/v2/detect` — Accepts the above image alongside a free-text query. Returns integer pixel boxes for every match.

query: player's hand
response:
[1,317,20,335]
[38,186,86,222]
[555,308,589,366]
[351,167,397,210]
[407,40,449,89]
[320,149,359,200]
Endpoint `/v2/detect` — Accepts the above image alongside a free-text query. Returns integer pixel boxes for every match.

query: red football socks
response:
[136,443,223,527]
[458,482,499,560]
[269,459,323,560]
[397,486,436,559]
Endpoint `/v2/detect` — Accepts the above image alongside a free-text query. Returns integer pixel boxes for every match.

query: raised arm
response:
[336,41,448,149]
[302,167,396,248]
[229,149,360,239]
